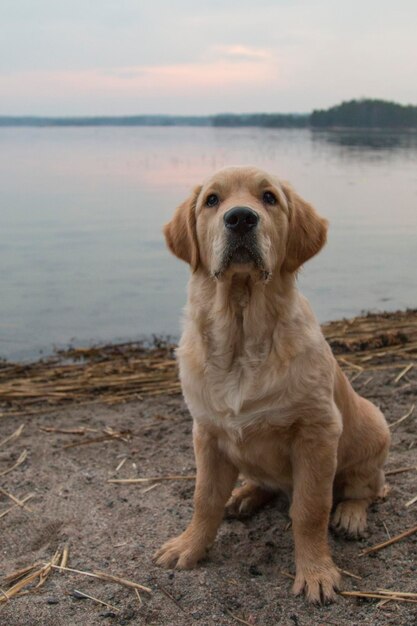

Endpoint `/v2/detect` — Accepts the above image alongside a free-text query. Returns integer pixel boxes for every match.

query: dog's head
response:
[164,166,328,280]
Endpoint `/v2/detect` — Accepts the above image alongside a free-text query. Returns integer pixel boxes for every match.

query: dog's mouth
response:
[228,246,255,264]
[213,236,269,281]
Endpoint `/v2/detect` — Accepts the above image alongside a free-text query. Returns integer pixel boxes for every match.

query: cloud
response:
[0,57,281,113]
[103,58,278,87]
[211,44,272,62]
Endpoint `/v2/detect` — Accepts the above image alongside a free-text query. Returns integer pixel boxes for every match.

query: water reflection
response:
[0,127,416,360]
[312,128,417,152]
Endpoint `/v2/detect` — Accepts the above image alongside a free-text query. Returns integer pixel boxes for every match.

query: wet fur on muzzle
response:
[213,232,269,280]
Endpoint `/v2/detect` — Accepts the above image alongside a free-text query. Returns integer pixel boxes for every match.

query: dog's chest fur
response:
[178,275,331,432]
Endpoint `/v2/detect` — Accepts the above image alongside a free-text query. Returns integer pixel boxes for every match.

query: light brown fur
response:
[154,166,390,604]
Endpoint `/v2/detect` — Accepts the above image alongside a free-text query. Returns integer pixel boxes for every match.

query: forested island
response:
[310,99,417,128]
[1,99,416,129]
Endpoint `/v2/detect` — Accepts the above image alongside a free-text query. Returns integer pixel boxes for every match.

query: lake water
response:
[1,127,416,361]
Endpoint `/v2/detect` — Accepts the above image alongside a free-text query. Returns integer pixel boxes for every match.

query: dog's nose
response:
[223,207,259,234]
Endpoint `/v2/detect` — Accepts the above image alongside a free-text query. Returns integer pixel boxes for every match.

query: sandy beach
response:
[0,311,416,625]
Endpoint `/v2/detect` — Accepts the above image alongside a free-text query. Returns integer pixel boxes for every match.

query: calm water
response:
[1,127,416,361]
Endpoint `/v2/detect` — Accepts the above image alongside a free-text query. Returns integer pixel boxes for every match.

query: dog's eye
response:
[263,191,277,205]
[205,193,219,208]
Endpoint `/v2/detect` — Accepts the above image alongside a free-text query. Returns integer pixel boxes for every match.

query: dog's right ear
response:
[163,186,202,271]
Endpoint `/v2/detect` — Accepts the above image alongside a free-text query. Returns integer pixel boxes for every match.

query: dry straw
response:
[0,545,152,608]
[0,450,28,477]
[108,475,196,485]
[0,310,416,416]
[360,523,417,556]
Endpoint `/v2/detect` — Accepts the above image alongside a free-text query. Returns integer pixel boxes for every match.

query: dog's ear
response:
[281,183,328,273]
[163,186,202,271]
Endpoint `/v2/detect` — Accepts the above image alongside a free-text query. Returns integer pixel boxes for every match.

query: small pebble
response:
[249,564,262,576]
[46,597,59,605]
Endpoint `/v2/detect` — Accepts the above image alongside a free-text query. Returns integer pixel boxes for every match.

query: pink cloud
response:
[211,44,272,61]
[0,58,280,105]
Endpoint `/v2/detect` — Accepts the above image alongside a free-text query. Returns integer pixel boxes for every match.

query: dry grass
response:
[359,523,417,556]
[108,475,196,484]
[1,310,416,418]
[0,545,152,610]
[0,449,28,478]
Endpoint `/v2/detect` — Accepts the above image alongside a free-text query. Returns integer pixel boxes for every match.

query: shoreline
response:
[1,309,416,418]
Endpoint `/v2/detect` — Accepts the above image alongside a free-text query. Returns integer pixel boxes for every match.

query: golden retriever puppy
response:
[154,166,390,603]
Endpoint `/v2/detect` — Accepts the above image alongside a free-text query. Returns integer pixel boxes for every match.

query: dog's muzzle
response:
[214,206,266,276]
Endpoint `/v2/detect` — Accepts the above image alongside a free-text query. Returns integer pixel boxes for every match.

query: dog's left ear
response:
[281,183,328,273]
[163,185,202,271]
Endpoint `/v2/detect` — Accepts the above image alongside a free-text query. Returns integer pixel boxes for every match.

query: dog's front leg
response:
[290,421,341,603]
[154,423,238,569]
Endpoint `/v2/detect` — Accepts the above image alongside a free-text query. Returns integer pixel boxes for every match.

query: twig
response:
[405,494,417,508]
[340,568,362,580]
[360,523,417,556]
[226,609,255,625]
[37,548,62,588]
[385,465,417,476]
[0,424,24,448]
[115,457,128,472]
[0,588,9,601]
[50,564,152,594]
[338,358,363,371]
[0,565,48,602]
[362,376,374,387]
[62,435,120,449]
[394,363,413,383]
[108,475,196,484]
[341,590,417,604]
[142,483,160,494]
[2,562,42,585]
[0,551,60,603]
[0,493,34,519]
[60,543,70,568]
[389,403,415,429]
[93,570,152,593]
[0,450,28,477]
[72,589,120,612]
[134,588,142,607]
[39,426,97,435]
[0,487,33,512]
[377,589,417,598]
[350,371,363,383]
[157,583,184,611]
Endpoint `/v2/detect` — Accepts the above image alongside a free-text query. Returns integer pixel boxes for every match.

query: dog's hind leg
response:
[331,466,387,538]
[332,385,390,538]
[225,480,277,519]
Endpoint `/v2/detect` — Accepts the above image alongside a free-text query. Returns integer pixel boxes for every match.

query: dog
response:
[154,166,390,603]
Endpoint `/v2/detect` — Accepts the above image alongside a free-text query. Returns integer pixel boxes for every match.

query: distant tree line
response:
[1,100,416,128]
[212,113,308,128]
[0,113,308,128]
[0,115,212,127]
[311,99,417,129]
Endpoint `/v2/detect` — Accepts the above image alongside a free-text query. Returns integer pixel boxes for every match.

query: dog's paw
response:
[293,560,341,604]
[153,532,206,569]
[331,499,367,538]
[225,483,275,519]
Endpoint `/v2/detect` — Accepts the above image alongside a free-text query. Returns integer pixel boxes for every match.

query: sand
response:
[0,320,416,625]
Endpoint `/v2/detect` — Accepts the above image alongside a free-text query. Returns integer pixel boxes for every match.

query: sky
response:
[1,0,417,116]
